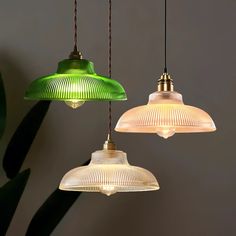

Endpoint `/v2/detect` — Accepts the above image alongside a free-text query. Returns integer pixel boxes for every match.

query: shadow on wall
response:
[0,50,90,236]
[0,49,51,176]
[0,49,32,172]
[0,49,30,109]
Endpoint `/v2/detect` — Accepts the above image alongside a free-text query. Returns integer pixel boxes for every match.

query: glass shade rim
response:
[115,103,216,133]
[115,126,216,133]
[59,162,159,193]
[59,185,160,192]
[25,73,127,101]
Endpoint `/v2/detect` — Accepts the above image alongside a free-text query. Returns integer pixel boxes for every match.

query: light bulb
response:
[157,127,175,139]
[100,185,117,196]
[65,100,85,109]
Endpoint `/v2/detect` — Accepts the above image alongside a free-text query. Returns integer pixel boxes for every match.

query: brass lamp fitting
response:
[157,73,174,92]
[69,50,83,60]
[103,134,116,150]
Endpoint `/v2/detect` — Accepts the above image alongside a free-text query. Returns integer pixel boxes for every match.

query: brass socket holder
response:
[69,50,83,60]
[103,135,116,150]
[157,73,174,92]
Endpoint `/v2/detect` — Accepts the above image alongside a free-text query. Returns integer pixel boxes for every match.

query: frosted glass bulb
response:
[65,100,85,109]
[100,185,117,196]
[157,127,175,139]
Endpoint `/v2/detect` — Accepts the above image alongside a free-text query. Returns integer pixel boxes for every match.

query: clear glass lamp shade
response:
[59,149,159,196]
[25,59,127,103]
[115,91,216,139]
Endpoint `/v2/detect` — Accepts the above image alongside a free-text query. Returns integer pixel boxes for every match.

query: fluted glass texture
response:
[59,149,159,196]
[25,59,127,101]
[115,91,216,137]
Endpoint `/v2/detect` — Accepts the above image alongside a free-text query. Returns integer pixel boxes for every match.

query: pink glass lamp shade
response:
[115,73,216,139]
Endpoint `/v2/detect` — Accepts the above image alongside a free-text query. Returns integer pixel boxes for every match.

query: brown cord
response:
[108,0,112,139]
[74,0,78,52]
[164,0,167,73]
[108,0,112,79]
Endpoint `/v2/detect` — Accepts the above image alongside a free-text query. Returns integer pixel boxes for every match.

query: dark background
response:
[0,0,235,235]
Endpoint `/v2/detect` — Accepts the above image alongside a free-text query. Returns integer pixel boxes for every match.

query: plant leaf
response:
[26,159,90,236]
[0,73,6,139]
[0,169,30,235]
[3,101,51,179]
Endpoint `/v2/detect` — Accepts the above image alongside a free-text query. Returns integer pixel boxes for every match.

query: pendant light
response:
[115,0,216,139]
[25,0,127,109]
[59,0,159,196]
[59,138,159,196]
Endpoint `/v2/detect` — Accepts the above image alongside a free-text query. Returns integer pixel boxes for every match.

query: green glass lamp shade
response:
[25,59,127,102]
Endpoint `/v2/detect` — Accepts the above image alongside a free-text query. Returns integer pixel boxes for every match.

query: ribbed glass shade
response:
[115,91,216,139]
[59,149,159,196]
[25,59,127,102]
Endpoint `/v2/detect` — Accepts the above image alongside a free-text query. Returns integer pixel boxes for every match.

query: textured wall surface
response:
[0,0,235,235]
